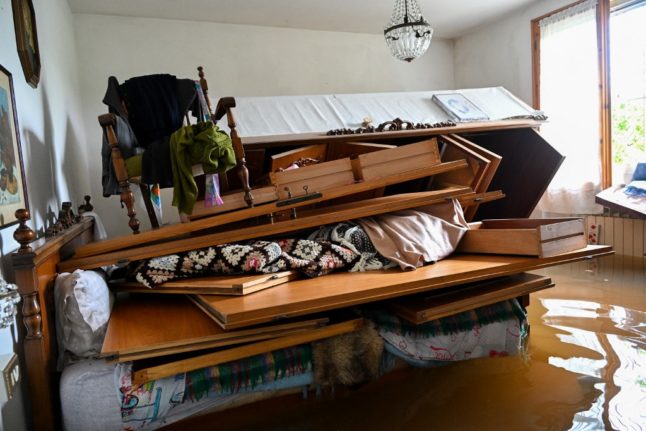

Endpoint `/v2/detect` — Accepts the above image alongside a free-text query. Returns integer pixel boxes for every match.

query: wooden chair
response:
[99,68,252,234]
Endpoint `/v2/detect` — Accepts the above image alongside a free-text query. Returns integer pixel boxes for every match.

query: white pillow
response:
[55,270,113,369]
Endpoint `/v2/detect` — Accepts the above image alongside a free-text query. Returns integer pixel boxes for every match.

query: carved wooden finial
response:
[14,209,36,253]
[197,66,213,116]
[78,195,93,214]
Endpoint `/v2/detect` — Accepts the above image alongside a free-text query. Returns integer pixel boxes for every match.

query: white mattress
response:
[220,87,540,137]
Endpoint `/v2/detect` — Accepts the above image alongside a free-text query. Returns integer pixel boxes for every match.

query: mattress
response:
[60,359,313,431]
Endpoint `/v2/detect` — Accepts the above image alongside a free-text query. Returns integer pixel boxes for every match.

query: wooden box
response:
[456,218,587,258]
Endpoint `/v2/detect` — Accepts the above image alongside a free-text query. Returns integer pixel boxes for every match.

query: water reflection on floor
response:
[173,255,646,431]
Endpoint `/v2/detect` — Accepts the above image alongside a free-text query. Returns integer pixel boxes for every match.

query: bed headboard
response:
[11,208,95,431]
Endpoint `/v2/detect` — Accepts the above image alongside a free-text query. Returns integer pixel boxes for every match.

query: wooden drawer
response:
[456,218,587,258]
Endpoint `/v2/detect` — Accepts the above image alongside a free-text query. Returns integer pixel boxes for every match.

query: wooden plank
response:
[190,186,278,220]
[132,318,363,385]
[604,216,614,249]
[358,138,440,181]
[433,135,490,191]
[101,295,328,360]
[389,273,553,324]
[270,157,355,200]
[61,187,472,272]
[113,271,299,296]
[270,144,328,172]
[448,134,503,220]
[192,246,613,329]
[72,160,468,260]
[326,142,396,160]
[458,190,505,208]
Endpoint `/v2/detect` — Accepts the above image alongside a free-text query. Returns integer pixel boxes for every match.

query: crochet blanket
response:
[134,223,391,288]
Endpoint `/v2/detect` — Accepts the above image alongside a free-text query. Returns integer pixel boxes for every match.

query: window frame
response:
[531,0,612,188]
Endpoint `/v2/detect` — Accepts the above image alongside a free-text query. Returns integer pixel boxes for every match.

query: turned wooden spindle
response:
[13,209,36,253]
[197,66,214,116]
[226,107,254,208]
[99,113,140,234]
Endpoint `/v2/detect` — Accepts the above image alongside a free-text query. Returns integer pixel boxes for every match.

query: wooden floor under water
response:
[164,254,646,431]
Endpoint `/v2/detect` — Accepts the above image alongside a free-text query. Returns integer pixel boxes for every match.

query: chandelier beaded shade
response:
[384,0,434,62]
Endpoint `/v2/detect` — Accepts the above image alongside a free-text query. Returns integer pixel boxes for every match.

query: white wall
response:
[454,0,574,105]
[73,14,456,237]
[0,0,88,429]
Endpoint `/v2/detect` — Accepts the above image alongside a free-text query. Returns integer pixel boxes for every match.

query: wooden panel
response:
[190,186,278,220]
[433,135,490,190]
[101,295,328,361]
[635,218,644,257]
[390,273,554,324]
[467,128,564,220]
[326,141,396,160]
[270,157,355,199]
[192,246,612,329]
[72,160,468,260]
[114,271,298,296]
[457,218,586,258]
[604,216,615,249]
[270,144,328,172]
[61,187,471,271]
[132,318,363,385]
[358,138,440,181]
[448,134,503,220]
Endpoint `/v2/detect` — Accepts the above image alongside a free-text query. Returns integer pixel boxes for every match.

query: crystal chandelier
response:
[384,0,434,62]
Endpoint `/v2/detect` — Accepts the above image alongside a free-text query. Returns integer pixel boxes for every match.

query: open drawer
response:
[457,218,587,258]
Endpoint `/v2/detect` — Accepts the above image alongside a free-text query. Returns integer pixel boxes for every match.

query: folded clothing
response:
[357,199,469,270]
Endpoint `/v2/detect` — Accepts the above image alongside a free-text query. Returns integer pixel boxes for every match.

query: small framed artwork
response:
[12,0,41,88]
[0,65,29,228]
[432,93,489,122]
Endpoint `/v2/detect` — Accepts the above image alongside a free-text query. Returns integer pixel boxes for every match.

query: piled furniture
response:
[12,89,613,430]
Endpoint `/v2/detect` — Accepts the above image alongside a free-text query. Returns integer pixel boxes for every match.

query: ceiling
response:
[66,0,536,39]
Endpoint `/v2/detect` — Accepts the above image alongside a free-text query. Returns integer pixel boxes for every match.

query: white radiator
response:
[586,215,646,257]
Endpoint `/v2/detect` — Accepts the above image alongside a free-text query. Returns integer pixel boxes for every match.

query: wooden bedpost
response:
[99,113,140,234]
[199,65,254,208]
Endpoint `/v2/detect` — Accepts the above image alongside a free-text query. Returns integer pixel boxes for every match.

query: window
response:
[531,0,646,214]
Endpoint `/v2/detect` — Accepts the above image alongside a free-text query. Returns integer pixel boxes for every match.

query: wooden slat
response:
[390,273,554,324]
[447,134,503,220]
[61,187,472,272]
[191,245,613,329]
[634,218,644,258]
[326,142,396,160]
[270,158,355,200]
[101,295,328,360]
[132,318,363,385]
[270,144,328,172]
[190,186,278,219]
[433,135,490,191]
[604,215,615,250]
[614,216,625,256]
[72,160,468,260]
[358,138,440,181]
[113,271,299,296]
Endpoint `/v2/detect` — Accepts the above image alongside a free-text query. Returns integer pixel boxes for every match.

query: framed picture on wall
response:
[0,65,29,228]
[12,0,41,88]
[432,93,489,122]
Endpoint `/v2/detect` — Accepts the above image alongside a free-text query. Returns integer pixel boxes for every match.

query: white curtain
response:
[534,0,603,216]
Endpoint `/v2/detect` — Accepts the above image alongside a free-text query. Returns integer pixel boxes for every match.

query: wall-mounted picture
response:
[0,65,29,228]
[432,93,489,122]
[12,0,41,88]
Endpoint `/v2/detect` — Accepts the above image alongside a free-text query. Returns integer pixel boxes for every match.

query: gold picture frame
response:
[0,65,29,228]
[12,0,41,88]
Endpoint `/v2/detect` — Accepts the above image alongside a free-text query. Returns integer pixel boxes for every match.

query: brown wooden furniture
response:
[12,116,608,430]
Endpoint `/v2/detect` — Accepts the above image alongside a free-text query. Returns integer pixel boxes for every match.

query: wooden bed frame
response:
[12,209,95,431]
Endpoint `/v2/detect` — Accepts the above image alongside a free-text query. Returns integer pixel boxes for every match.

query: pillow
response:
[55,270,114,369]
